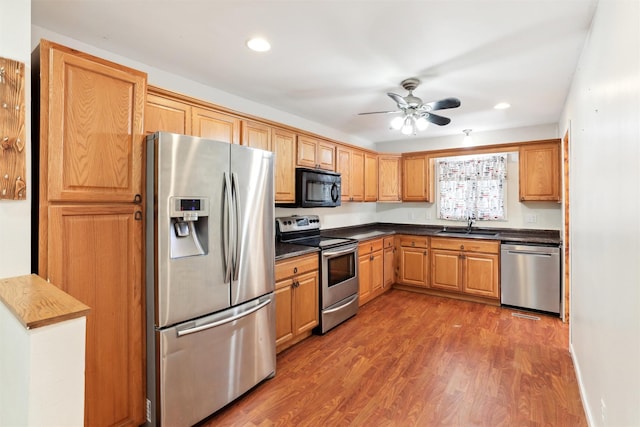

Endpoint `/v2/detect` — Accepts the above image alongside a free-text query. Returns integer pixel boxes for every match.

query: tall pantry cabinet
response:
[34,40,146,426]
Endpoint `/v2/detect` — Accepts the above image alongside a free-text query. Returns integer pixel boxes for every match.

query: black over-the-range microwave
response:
[277,167,341,208]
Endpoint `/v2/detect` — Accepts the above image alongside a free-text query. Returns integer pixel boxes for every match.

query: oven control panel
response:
[276,215,320,234]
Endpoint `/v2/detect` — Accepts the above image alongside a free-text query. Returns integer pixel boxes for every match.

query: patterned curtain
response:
[437,154,507,221]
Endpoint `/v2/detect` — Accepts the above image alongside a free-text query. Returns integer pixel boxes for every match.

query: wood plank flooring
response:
[200,290,586,426]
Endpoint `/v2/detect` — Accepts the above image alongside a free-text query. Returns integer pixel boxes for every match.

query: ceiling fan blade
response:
[387,92,409,109]
[422,97,461,111]
[424,112,451,126]
[358,110,402,115]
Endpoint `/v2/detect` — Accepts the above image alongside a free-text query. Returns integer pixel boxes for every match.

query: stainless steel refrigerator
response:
[145,132,276,427]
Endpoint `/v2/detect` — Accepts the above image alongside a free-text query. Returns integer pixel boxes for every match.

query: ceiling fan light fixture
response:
[401,117,414,135]
[390,116,404,130]
[415,116,429,131]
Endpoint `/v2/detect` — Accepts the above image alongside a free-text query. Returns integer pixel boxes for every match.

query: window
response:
[437,153,507,221]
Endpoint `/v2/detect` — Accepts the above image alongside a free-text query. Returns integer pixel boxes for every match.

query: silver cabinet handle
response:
[177,298,271,337]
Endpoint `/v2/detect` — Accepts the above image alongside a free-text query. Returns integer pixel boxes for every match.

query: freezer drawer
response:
[500,244,561,314]
[156,294,275,427]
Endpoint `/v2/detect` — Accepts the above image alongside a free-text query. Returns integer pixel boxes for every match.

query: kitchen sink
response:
[437,229,498,237]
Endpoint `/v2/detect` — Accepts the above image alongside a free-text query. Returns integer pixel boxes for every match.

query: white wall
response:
[30,26,372,150]
[559,1,640,426]
[375,123,563,230]
[0,0,31,278]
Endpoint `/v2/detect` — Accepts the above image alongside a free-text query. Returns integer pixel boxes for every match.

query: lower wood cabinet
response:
[47,204,144,426]
[431,237,500,301]
[397,235,430,288]
[383,236,395,288]
[358,238,384,306]
[275,253,319,353]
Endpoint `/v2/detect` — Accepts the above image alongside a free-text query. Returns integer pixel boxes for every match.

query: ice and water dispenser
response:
[169,197,209,259]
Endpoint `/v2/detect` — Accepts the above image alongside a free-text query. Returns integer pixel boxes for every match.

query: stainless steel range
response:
[276,215,359,334]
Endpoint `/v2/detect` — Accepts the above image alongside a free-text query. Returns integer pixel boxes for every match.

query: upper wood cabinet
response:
[378,154,402,202]
[241,119,272,151]
[192,106,240,144]
[337,146,364,202]
[402,154,433,202]
[297,135,335,170]
[364,153,378,202]
[519,141,561,201]
[41,41,146,203]
[145,93,192,135]
[273,127,296,204]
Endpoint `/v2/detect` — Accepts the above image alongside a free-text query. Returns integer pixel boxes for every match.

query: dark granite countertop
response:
[322,222,562,245]
[277,222,561,260]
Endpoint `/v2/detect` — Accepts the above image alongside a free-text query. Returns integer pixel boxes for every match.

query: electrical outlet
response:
[600,398,607,423]
[425,212,432,220]
[525,214,537,223]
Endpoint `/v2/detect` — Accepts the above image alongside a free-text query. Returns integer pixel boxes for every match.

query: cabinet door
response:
[463,253,500,299]
[383,237,396,289]
[399,246,428,287]
[402,155,432,202]
[351,149,365,201]
[371,250,384,296]
[274,282,293,346]
[364,153,378,202]
[431,249,462,292]
[519,142,560,201]
[317,140,336,171]
[273,127,296,203]
[358,252,372,306]
[47,204,144,427]
[191,106,240,144]
[241,120,272,151]
[378,155,401,201]
[337,147,352,200]
[145,93,191,135]
[297,135,318,168]
[42,41,146,203]
[294,271,319,335]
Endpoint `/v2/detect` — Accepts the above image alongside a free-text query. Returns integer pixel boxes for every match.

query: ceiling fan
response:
[359,78,461,135]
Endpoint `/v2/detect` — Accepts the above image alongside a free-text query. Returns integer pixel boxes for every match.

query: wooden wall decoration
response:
[0,57,26,200]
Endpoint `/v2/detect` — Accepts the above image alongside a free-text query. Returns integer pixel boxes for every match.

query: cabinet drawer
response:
[358,238,384,255]
[383,236,395,249]
[275,253,319,281]
[431,237,499,254]
[397,235,429,249]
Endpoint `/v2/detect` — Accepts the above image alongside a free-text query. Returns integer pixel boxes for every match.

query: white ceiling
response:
[31,0,597,144]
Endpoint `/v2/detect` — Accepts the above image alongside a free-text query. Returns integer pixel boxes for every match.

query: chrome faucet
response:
[466,217,475,232]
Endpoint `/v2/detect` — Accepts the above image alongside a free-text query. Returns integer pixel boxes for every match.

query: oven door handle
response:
[323,245,357,258]
[323,294,358,314]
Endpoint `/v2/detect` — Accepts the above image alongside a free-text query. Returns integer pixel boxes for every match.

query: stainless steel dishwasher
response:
[500,243,561,315]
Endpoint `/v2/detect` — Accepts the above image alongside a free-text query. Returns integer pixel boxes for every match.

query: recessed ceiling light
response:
[494,102,511,110]
[246,37,271,52]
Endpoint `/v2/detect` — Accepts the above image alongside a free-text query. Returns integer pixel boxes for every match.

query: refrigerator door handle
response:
[176,298,272,337]
[231,172,241,281]
[223,172,233,283]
